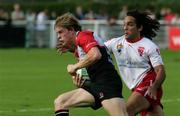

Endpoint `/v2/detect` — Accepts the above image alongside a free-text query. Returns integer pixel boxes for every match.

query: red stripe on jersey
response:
[85,42,98,50]
[76,31,99,53]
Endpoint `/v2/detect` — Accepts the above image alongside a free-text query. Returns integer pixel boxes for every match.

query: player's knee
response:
[54,95,67,109]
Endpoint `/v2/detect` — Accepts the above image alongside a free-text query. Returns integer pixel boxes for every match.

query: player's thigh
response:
[147,105,164,116]
[55,88,95,108]
[127,91,150,113]
[102,98,127,113]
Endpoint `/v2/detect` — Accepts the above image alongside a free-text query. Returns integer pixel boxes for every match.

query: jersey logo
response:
[138,47,145,56]
[99,92,104,99]
[117,43,123,53]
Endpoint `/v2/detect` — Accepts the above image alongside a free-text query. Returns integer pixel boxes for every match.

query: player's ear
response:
[69,27,75,32]
[68,27,76,35]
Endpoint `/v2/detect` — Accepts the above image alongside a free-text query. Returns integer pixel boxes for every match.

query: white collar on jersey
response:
[76,31,80,36]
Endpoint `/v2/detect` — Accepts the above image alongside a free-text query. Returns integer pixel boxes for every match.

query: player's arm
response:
[153,65,166,89]
[146,46,166,99]
[147,64,166,99]
[67,46,102,75]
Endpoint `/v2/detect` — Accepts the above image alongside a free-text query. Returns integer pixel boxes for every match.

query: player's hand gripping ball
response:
[76,68,91,87]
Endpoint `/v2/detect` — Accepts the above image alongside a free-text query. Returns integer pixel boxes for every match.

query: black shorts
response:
[82,71,123,110]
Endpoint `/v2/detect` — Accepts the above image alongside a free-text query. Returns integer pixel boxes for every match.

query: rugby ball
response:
[76,68,91,87]
[76,68,90,79]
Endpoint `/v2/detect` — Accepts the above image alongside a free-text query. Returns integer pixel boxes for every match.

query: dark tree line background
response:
[0,0,180,17]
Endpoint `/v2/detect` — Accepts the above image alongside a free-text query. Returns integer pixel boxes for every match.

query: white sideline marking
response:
[0,108,51,113]
[162,98,180,103]
[0,98,180,113]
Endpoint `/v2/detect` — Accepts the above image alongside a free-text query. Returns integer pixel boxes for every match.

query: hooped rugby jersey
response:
[75,31,115,81]
[105,35,164,89]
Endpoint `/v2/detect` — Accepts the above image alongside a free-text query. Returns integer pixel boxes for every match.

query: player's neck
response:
[126,36,143,43]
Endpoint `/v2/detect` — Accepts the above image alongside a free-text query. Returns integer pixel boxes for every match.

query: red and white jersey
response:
[75,31,104,60]
[75,31,115,80]
[105,36,164,89]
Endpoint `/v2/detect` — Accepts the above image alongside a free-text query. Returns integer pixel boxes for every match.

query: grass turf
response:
[0,48,179,116]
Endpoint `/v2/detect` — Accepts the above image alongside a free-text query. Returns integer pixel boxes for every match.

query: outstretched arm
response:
[146,65,166,99]
[153,65,166,89]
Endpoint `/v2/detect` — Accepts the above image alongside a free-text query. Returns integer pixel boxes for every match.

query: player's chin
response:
[124,34,129,39]
[59,48,69,54]
[61,50,68,54]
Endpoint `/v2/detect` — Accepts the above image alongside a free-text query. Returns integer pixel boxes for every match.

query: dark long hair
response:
[127,10,160,40]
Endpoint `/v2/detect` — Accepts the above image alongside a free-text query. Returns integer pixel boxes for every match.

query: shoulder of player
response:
[141,37,160,53]
[107,35,124,44]
[142,37,158,48]
[77,30,94,38]
[76,31,94,43]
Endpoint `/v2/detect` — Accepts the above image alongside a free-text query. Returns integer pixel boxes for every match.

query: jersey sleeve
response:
[76,32,98,53]
[148,44,164,67]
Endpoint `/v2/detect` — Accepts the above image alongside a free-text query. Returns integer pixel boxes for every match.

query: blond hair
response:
[54,12,81,31]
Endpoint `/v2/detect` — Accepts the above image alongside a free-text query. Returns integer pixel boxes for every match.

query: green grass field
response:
[0,48,180,116]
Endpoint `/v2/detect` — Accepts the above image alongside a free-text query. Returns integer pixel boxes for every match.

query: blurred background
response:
[0,0,180,48]
[0,0,180,116]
